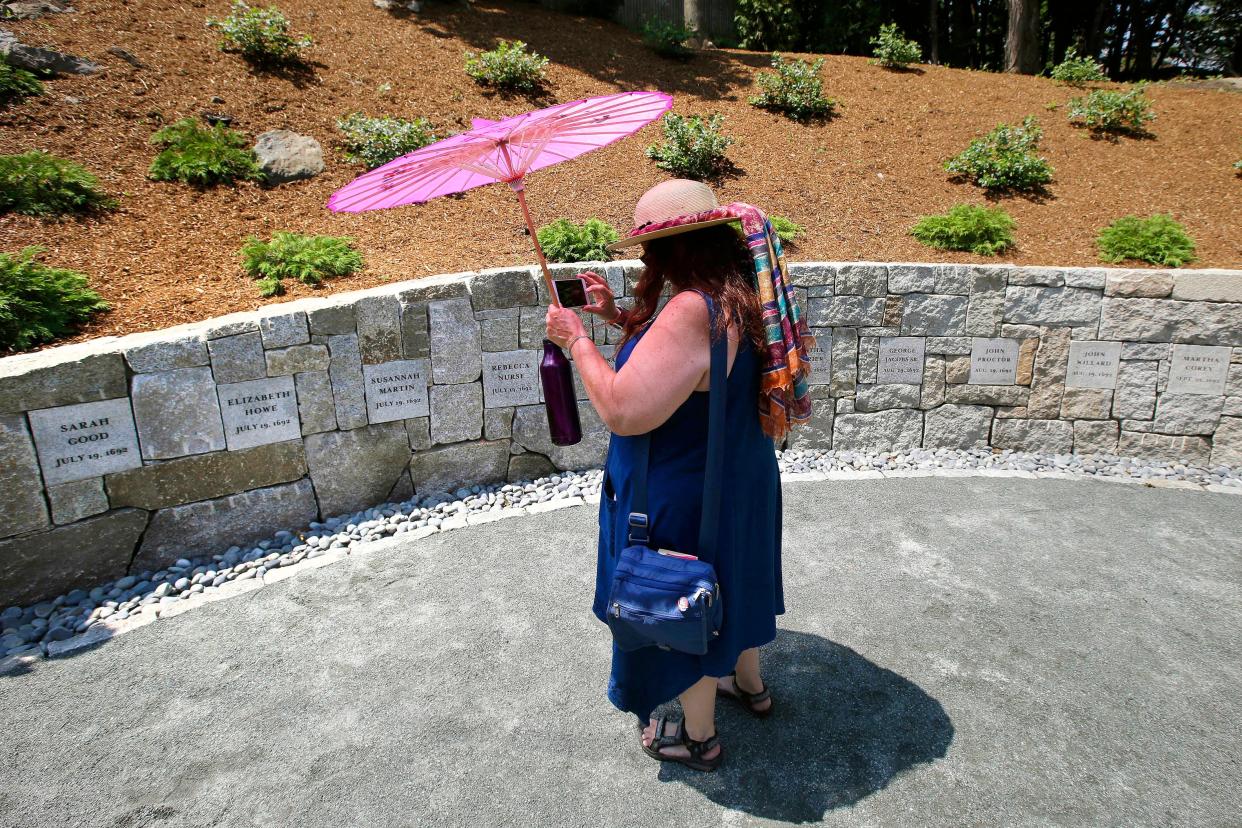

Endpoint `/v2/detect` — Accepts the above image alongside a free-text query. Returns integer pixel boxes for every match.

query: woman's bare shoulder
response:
[652,290,711,331]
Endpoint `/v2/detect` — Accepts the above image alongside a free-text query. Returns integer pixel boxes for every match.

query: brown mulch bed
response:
[2,0,1240,350]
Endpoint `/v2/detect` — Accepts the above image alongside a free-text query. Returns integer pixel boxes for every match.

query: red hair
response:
[621,224,764,352]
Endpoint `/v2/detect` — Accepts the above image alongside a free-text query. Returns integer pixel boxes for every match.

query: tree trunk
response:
[1005,0,1042,73]
[929,0,941,64]
[683,0,706,37]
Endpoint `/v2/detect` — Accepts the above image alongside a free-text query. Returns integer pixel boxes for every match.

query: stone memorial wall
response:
[2,260,1241,606]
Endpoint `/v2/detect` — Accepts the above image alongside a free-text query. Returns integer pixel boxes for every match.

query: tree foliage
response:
[728,0,1242,79]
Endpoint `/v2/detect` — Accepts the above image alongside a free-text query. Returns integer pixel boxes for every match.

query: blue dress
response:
[592,292,785,723]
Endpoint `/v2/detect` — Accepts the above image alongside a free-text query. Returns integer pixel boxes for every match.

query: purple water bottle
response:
[540,339,582,446]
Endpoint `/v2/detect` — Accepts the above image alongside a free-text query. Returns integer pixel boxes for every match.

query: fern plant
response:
[645,113,733,180]
[240,232,363,296]
[536,219,619,263]
[0,151,116,217]
[1067,86,1155,135]
[945,116,1054,192]
[749,53,834,121]
[768,214,802,244]
[1096,214,1195,267]
[0,61,43,106]
[148,118,262,186]
[337,113,436,169]
[870,23,922,69]
[464,40,549,93]
[641,17,695,59]
[0,247,109,351]
[911,204,1016,256]
[1049,47,1106,86]
[206,1,312,65]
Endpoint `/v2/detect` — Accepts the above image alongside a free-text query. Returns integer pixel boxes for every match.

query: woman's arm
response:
[547,292,711,436]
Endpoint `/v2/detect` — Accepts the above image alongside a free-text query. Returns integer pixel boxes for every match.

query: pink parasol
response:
[327,90,673,305]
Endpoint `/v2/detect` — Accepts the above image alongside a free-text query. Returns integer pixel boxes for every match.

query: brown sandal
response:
[717,671,774,719]
[640,716,723,772]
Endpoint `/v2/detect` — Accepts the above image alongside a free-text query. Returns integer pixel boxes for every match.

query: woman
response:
[545,179,813,772]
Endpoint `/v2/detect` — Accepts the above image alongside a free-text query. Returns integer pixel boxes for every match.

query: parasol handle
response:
[510,179,561,309]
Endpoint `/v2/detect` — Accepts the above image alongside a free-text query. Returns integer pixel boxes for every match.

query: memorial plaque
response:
[363,359,430,423]
[482,350,540,408]
[877,337,926,385]
[217,376,300,450]
[1065,341,1121,389]
[1167,344,1231,395]
[28,397,143,486]
[969,338,1019,385]
[807,329,832,385]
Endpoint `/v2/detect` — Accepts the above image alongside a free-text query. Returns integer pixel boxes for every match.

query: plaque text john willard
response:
[364,359,431,423]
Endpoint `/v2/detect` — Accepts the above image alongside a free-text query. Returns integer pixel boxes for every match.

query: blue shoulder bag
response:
[605,298,727,656]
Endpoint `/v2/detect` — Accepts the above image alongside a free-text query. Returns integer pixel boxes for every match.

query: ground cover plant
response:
[241,232,364,296]
[749,54,834,121]
[945,116,1054,193]
[0,61,43,106]
[769,214,802,245]
[0,151,115,217]
[0,247,109,352]
[206,1,312,65]
[645,113,733,180]
[337,113,436,169]
[870,23,921,69]
[910,204,1016,255]
[464,39,548,93]
[1096,214,1196,266]
[1067,86,1155,136]
[148,118,261,187]
[640,17,695,59]
[1048,47,1107,86]
[536,218,619,263]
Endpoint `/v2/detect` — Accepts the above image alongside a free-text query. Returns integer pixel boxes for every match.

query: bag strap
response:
[627,292,729,554]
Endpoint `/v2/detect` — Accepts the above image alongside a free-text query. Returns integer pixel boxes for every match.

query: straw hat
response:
[605,179,742,252]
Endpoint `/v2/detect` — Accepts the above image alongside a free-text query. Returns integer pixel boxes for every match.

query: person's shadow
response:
[650,629,954,822]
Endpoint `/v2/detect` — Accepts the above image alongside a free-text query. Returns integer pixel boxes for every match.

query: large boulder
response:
[253,130,324,185]
[0,27,99,75]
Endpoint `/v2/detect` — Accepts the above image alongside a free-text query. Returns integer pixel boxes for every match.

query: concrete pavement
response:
[1,477,1240,827]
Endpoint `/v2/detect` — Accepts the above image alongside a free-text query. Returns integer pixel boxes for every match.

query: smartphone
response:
[554,277,588,308]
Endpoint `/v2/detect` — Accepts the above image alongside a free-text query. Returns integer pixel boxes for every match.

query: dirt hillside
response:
[2,0,1240,346]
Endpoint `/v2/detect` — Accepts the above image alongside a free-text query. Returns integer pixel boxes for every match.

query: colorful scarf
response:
[627,202,815,441]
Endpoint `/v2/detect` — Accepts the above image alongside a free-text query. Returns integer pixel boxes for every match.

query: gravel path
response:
[1,477,1240,827]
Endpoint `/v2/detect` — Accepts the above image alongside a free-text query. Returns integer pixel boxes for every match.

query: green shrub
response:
[0,247,109,351]
[645,113,734,180]
[911,204,1016,256]
[0,61,43,106]
[536,218,619,263]
[870,23,922,69]
[749,53,835,121]
[945,116,1054,192]
[1067,86,1155,135]
[769,214,802,244]
[241,232,363,296]
[337,113,435,169]
[0,151,115,217]
[148,118,262,187]
[732,0,802,51]
[1233,158,1241,175]
[206,1,312,65]
[1048,47,1106,86]
[641,17,695,58]
[464,40,549,93]
[1096,214,1195,267]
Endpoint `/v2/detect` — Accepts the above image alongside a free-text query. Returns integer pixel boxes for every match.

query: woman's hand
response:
[579,270,619,322]
[545,304,589,350]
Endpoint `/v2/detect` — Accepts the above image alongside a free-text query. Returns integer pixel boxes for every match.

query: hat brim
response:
[605,216,742,253]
